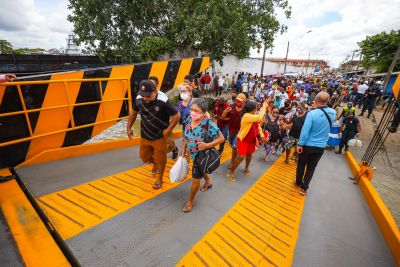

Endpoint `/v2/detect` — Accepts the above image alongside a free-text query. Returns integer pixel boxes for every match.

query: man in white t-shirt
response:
[354,81,368,108]
[242,81,249,94]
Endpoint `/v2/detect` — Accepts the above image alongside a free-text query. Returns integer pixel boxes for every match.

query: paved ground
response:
[348,105,400,227]
[293,151,396,267]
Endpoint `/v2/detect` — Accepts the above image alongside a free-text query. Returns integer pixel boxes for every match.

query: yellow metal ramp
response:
[177,157,305,267]
[37,147,232,240]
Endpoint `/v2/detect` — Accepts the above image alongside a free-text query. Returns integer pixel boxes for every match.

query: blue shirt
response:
[184,117,221,159]
[298,107,336,148]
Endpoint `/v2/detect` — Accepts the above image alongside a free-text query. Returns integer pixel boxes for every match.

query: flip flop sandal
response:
[152,180,162,189]
[227,173,236,182]
[299,188,307,196]
[292,180,301,189]
[200,184,213,192]
[182,202,193,213]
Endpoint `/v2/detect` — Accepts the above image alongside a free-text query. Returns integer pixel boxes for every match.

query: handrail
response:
[3,78,129,85]
[0,77,132,148]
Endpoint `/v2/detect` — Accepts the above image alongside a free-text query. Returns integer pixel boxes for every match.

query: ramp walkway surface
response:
[1,145,396,266]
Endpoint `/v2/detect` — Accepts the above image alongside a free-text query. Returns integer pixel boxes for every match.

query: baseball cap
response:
[138,80,156,97]
[236,93,246,102]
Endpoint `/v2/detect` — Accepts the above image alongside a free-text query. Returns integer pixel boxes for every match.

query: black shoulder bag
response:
[317,106,332,128]
[195,119,221,174]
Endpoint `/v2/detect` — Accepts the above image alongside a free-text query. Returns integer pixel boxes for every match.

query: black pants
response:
[339,129,356,150]
[361,98,376,115]
[296,146,324,191]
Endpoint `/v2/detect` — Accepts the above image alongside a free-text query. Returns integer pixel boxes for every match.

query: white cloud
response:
[0,0,72,49]
[252,0,400,67]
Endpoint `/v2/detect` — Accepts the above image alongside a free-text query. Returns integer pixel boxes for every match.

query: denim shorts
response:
[228,134,238,149]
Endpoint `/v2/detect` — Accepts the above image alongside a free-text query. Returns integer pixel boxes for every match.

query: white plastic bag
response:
[347,139,362,148]
[355,139,362,148]
[170,156,189,182]
[347,139,356,147]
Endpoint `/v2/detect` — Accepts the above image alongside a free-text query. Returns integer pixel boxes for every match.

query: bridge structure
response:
[0,56,399,266]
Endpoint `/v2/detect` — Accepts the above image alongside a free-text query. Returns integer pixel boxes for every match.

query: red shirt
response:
[227,105,242,135]
[202,74,211,84]
[243,122,259,143]
[212,102,229,127]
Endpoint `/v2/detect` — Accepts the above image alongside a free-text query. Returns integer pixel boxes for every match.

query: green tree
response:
[139,36,172,61]
[13,48,45,54]
[67,0,291,63]
[358,30,400,73]
[0,40,14,54]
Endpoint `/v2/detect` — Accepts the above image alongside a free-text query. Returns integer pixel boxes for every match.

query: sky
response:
[0,0,399,67]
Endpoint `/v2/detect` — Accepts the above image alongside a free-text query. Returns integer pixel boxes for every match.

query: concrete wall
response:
[206,55,315,76]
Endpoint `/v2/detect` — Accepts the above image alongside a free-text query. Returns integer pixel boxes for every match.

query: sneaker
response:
[335,150,342,154]
[172,148,179,160]
[367,114,371,119]
[358,113,364,116]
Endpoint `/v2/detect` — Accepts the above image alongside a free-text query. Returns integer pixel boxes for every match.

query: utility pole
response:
[347,50,356,73]
[305,53,311,75]
[355,52,362,77]
[261,45,267,77]
[283,41,289,74]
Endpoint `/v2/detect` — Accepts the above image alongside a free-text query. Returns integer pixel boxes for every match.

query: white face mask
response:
[180,92,189,100]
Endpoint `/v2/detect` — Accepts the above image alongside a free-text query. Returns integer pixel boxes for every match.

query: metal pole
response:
[261,45,267,77]
[283,41,289,74]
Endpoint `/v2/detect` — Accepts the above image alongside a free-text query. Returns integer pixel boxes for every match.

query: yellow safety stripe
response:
[177,157,305,267]
[0,179,70,267]
[38,146,232,240]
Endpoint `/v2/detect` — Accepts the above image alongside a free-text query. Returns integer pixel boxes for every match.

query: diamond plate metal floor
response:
[178,155,304,267]
[9,145,397,266]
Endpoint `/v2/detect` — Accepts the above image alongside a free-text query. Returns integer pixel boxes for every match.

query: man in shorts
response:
[149,76,180,160]
[127,80,180,189]
[222,93,246,169]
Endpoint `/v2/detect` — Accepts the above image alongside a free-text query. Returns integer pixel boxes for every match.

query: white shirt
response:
[242,82,249,92]
[357,84,368,94]
[218,77,224,87]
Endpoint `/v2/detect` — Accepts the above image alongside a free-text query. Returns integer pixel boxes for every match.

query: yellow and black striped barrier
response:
[0,57,210,168]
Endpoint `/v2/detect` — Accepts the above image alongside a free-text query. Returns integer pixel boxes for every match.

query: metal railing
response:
[0,78,132,148]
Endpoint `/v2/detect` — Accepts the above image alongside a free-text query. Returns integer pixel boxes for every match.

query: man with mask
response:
[127,80,180,189]
[222,93,247,169]
[336,109,361,154]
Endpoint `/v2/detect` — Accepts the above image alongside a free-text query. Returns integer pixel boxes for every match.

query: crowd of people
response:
[127,69,389,212]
